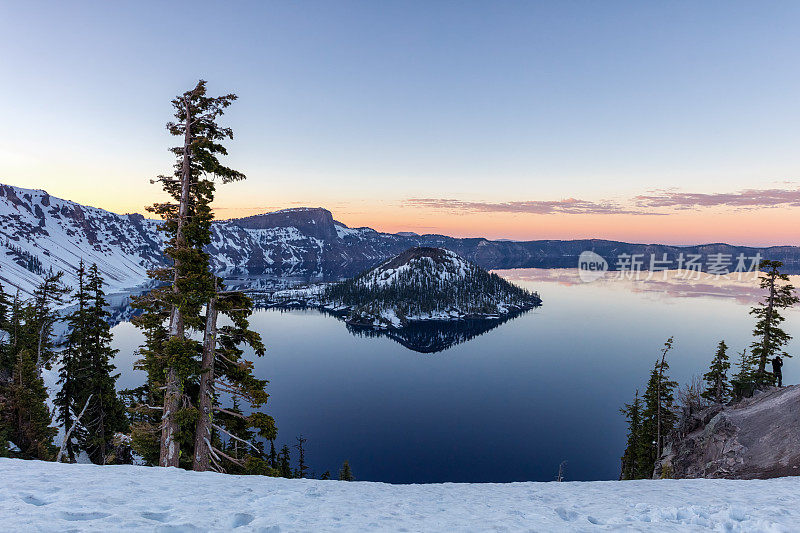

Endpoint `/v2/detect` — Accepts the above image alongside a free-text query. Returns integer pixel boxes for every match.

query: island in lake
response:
[258,247,542,332]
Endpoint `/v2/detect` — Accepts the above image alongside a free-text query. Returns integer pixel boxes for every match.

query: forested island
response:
[262,246,542,329]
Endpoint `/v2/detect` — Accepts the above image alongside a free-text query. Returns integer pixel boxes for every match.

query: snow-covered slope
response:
[0,185,163,296]
[2,458,799,532]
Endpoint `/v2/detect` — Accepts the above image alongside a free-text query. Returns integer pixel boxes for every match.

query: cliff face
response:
[656,385,800,479]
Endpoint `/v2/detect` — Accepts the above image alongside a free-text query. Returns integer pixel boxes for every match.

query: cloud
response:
[634,188,800,210]
[405,198,656,215]
[407,185,800,216]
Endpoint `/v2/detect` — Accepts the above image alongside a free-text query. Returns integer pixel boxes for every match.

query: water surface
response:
[109,269,800,483]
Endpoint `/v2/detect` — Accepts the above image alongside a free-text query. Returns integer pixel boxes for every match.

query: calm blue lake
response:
[108,269,800,483]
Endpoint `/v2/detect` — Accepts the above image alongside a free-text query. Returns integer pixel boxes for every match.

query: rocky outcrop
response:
[656,385,800,479]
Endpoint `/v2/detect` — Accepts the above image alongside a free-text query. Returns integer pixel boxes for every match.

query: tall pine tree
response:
[75,265,127,464]
[55,261,89,462]
[750,260,798,385]
[639,350,678,478]
[132,80,275,471]
[0,282,12,456]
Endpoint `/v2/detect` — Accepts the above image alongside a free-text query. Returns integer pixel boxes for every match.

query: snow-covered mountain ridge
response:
[2,458,798,531]
[4,182,800,297]
[0,184,163,296]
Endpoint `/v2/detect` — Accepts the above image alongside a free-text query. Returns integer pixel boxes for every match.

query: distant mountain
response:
[271,247,541,329]
[0,185,162,296]
[2,182,799,295]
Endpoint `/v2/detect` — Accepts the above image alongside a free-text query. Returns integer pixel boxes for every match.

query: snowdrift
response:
[2,458,799,531]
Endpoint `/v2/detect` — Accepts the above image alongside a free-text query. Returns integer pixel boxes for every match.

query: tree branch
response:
[56,394,93,463]
[212,423,260,453]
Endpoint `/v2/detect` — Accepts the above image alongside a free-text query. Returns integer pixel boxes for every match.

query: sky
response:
[1,1,799,245]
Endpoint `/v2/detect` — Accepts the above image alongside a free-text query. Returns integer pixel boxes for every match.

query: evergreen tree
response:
[731,348,758,399]
[654,337,675,456]
[0,282,11,437]
[701,340,731,404]
[294,435,309,479]
[750,260,798,385]
[132,80,274,471]
[0,281,9,332]
[0,281,10,457]
[30,271,70,373]
[0,275,68,460]
[338,460,354,481]
[278,444,292,478]
[7,349,56,459]
[55,261,89,462]
[76,265,127,464]
[269,439,278,469]
[619,390,643,480]
[639,352,678,477]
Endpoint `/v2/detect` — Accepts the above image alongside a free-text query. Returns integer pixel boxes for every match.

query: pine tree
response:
[75,265,127,464]
[655,337,675,456]
[55,261,89,462]
[1,275,67,460]
[731,348,758,399]
[269,439,278,469]
[132,80,274,471]
[750,260,799,385]
[0,281,9,332]
[294,435,309,479]
[8,349,56,459]
[619,390,642,480]
[701,341,731,404]
[338,460,354,481]
[0,282,11,457]
[640,353,678,477]
[30,271,70,373]
[278,444,292,478]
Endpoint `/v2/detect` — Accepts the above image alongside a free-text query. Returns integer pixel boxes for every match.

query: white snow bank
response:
[2,459,800,532]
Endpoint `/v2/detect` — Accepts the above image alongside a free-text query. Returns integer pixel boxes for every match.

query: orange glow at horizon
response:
[209,204,800,247]
[6,177,796,248]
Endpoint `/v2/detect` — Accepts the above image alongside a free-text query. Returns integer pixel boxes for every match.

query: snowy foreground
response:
[2,459,800,532]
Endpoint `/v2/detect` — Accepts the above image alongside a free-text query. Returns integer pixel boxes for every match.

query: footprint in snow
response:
[21,495,49,506]
[141,511,171,522]
[59,511,111,521]
[231,513,255,528]
[554,507,579,522]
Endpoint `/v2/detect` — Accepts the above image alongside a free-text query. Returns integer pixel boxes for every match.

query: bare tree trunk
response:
[160,95,192,468]
[192,296,218,472]
[56,394,92,463]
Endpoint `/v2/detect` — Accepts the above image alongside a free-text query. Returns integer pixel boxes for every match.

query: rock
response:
[656,385,800,479]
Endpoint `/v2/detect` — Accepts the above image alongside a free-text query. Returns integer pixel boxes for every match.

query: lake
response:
[107,268,800,483]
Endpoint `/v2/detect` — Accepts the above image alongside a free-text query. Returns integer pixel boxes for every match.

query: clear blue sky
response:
[1,1,799,243]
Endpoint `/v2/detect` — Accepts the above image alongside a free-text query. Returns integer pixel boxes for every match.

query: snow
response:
[2,459,800,532]
[0,185,162,296]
